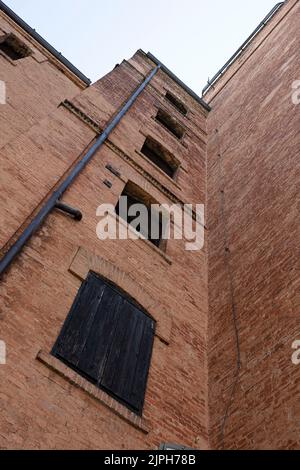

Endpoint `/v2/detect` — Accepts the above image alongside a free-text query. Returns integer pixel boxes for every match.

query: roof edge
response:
[202,2,285,96]
[147,52,211,112]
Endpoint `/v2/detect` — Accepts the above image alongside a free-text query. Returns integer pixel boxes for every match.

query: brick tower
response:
[0,1,209,449]
[0,0,299,450]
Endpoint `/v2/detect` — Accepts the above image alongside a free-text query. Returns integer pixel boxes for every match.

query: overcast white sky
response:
[4,0,278,95]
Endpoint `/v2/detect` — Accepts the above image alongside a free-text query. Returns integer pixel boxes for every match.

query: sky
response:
[4,0,278,95]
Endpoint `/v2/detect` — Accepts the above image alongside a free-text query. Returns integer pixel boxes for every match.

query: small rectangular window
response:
[0,33,31,61]
[165,91,188,116]
[116,181,167,250]
[140,136,178,178]
[156,109,185,140]
[52,272,155,415]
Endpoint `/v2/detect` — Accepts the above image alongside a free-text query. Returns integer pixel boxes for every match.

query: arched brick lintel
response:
[69,246,172,345]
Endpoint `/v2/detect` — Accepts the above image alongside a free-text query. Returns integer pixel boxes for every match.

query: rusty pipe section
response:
[0,64,161,277]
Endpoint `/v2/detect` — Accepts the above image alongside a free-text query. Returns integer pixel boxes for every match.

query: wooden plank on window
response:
[77,284,123,383]
[128,315,155,413]
[101,299,154,413]
[53,273,105,368]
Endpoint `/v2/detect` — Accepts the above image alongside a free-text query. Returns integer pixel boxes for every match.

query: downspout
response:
[0,64,161,277]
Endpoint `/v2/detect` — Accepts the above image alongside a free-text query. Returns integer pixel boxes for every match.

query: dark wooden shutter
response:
[101,300,154,413]
[52,272,155,414]
[53,273,106,370]
[77,285,123,383]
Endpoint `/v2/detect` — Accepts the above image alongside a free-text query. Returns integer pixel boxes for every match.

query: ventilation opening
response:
[0,34,31,61]
[140,136,178,178]
[156,109,185,139]
[165,91,188,116]
[116,181,167,250]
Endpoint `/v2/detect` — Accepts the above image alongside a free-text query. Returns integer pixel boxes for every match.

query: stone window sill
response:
[36,350,151,434]
[0,50,17,66]
[113,212,173,266]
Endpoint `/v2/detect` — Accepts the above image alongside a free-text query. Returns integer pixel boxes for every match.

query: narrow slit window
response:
[140,136,179,178]
[52,272,155,416]
[156,109,185,139]
[165,91,188,116]
[0,34,31,61]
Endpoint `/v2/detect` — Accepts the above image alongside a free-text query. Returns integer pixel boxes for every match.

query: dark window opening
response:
[155,109,185,140]
[116,181,167,250]
[165,91,188,116]
[140,136,179,178]
[0,34,31,61]
[52,272,155,416]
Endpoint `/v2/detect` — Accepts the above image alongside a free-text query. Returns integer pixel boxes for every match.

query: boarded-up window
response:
[52,272,155,415]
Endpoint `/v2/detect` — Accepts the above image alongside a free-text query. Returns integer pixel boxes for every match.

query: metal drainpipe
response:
[0,64,161,277]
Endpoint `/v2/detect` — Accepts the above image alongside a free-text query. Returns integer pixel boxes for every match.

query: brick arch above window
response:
[69,246,172,345]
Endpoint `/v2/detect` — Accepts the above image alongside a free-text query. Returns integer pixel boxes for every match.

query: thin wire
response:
[215,130,241,449]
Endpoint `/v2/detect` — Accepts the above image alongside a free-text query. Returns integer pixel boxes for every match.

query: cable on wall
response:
[215,128,241,449]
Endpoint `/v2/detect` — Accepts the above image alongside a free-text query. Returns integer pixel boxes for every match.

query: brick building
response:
[0,0,299,450]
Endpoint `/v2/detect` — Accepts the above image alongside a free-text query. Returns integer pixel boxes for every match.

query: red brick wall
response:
[0,10,86,150]
[206,0,300,450]
[0,10,89,249]
[0,47,209,449]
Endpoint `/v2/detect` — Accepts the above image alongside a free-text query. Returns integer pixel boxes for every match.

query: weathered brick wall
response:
[0,10,87,150]
[0,48,209,449]
[0,9,90,252]
[206,0,300,450]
